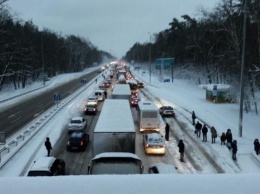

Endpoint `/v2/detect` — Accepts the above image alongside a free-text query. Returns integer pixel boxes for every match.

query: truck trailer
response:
[93,99,136,157]
[111,84,131,102]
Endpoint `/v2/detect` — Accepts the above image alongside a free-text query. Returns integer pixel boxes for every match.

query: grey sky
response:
[6,0,219,58]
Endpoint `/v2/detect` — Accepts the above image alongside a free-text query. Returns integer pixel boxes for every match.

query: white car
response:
[148,163,178,174]
[143,133,165,155]
[94,90,105,101]
[87,96,98,105]
[67,117,87,133]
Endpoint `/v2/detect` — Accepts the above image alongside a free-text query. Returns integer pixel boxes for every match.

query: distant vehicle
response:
[126,79,138,96]
[148,163,178,174]
[130,97,140,107]
[137,81,144,88]
[159,106,175,117]
[67,117,87,133]
[117,74,126,84]
[67,132,89,151]
[102,80,110,88]
[105,77,112,84]
[94,89,105,101]
[143,133,165,155]
[88,152,143,175]
[137,101,160,132]
[86,96,98,105]
[85,103,98,115]
[93,99,136,156]
[111,84,132,102]
[27,156,65,176]
[98,84,106,91]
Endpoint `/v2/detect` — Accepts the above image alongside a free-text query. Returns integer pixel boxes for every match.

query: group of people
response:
[192,111,238,160]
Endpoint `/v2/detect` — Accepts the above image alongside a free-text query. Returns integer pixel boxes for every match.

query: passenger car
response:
[94,89,105,101]
[137,81,144,88]
[130,97,140,107]
[148,163,178,174]
[143,133,165,155]
[85,102,97,115]
[67,117,87,133]
[102,80,110,88]
[159,106,175,117]
[27,156,65,176]
[67,132,89,151]
[86,96,98,105]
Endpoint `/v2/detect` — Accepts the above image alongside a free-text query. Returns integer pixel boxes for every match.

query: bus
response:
[137,101,160,132]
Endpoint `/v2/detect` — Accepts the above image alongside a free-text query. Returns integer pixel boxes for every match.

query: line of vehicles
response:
[26,62,177,177]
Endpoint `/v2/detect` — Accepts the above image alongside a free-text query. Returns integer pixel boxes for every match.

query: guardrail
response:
[0,75,100,169]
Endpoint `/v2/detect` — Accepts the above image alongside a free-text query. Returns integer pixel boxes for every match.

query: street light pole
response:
[238,0,247,137]
[148,32,152,84]
[41,34,45,86]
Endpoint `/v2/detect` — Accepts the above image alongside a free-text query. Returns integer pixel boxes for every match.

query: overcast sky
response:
[6,0,220,58]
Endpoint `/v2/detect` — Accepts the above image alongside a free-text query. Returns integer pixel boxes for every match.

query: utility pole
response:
[41,34,45,86]
[148,32,152,84]
[238,0,247,137]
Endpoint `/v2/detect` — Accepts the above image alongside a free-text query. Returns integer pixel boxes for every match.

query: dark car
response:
[67,132,89,151]
[131,97,140,107]
[102,80,110,88]
[85,102,98,115]
[159,106,175,117]
[137,82,144,88]
[27,157,65,176]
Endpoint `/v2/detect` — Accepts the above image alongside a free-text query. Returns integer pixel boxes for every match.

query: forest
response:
[123,0,260,113]
[0,0,114,91]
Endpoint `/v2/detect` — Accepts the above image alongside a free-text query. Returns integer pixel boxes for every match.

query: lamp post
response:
[148,32,152,84]
[238,0,247,137]
[41,34,45,86]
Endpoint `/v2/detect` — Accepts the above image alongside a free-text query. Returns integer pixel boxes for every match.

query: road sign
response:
[155,58,175,70]
[81,79,88,84]
[53,93,61,101]
[163,79,170,82]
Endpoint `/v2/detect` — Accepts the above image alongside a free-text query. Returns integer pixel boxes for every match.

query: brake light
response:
[67,141,70,146]
[80,141,84,146]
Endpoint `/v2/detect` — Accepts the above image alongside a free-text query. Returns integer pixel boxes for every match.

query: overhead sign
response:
[155,58,175,70]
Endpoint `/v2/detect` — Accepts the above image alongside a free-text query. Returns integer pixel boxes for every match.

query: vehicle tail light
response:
[80,141,84,146]
[67,141,70,146]
[146,144,149,148]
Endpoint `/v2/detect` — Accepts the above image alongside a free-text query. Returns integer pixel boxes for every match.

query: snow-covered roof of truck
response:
[112,84,131,95]
[94,99,135,133]
[92,152,141,160]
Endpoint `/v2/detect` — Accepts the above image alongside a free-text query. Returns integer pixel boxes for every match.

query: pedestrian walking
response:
[254,139,260,155]
[165,123,170,141]
[178,139,185,162]
[95,78,97,84]
[191,111,196,125]
[202,124,208,142]
[220,132,226,145]
[195,121,202,138]
[231,140,238,160]
[103,90,107,99]
[45,137,52,157]
[210,126,217,144]
[226,129,233,149]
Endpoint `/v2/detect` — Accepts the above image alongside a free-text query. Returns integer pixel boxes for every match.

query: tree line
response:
[0,2,114,91]
[123,0,260,113]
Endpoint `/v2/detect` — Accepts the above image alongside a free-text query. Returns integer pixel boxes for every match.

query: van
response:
[94,90,105,101]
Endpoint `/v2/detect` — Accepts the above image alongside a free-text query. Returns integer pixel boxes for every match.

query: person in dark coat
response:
[220,132,226,145]
[45,137,52,157]
[191,111,196,125]
[103,90,107,99]
[231,140,238,160]
[165,123,170,141]
[178,139,185,162]
[202,124,208,142]
[253,139,260,155]
[210,126,217,144]
[195,121,202,138]
[226,129,233,149]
